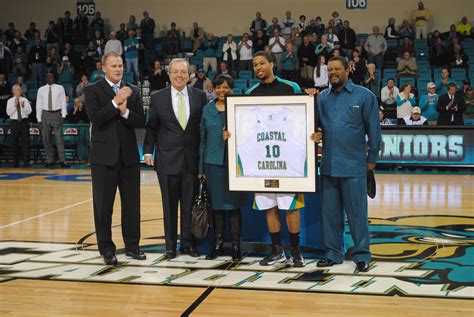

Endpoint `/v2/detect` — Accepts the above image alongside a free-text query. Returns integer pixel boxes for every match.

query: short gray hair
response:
[101,51,122,65]
[169,58,190,72]
[11,84,21,91]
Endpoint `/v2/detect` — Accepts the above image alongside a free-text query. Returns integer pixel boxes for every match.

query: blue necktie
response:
[112,84,120,94]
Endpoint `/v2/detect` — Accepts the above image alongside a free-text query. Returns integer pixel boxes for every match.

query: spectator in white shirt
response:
[104,32,123,55]
[364,25,387,69]
[269,28,286,72]
[313,55,329,89]
[36,72,69,167]
[6,84,32,167]
[401,106,429,125]
[380,78,399,119]
[222,34,237,72]
[238,33,253,71]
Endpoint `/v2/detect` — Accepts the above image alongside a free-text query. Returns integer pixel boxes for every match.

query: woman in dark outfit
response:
[198,76,243,261]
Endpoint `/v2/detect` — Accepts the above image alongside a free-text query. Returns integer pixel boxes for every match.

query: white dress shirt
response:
[36,83,67,122]
[144,85,190,158]
[171,85,190,121]
[6,96,32,120]
[105,77,129,119]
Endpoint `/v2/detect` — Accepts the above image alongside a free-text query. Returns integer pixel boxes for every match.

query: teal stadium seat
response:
[399,77,416,87]
[123,72,134,84]
[234,79,248,89]
[190,56,203,69]
[249,79,260,88]
[207,70,217,81]
[238,71,253,80]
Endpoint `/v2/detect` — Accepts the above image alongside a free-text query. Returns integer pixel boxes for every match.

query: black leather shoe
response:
[205,248,223,260]
[60,162,70,168]
[205,242,224,260]
[232,243,242,261]
[125,248,146,260]
[182,247,200,257]
[356,261,370,272]
[103,252,118,265]
[162,250,176,260]
[316,258,342,267]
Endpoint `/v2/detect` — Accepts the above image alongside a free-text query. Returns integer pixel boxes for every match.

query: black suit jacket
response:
[85,79,145,166]
[436,92,465,125]
[143,85,207,175]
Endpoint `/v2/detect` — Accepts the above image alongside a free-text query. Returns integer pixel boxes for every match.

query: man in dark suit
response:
[85,51,146,265]
[436,83,465,125]
[143,58,207,259]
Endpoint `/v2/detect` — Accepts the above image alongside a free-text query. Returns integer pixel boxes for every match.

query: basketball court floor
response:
[0,168,472,316]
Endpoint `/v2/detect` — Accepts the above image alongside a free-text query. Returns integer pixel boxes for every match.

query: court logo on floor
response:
[0,215,472,299]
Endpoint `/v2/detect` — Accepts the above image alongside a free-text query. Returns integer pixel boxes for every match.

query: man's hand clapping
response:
[114,86,132,106]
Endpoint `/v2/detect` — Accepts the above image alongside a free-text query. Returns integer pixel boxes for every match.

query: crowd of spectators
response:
[0,3,473,130]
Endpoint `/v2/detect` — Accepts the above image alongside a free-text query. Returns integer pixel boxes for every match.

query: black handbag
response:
[191,178,212,239]
[367,170,376,199]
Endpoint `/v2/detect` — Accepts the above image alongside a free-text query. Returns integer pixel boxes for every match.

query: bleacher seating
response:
[123,72,134,84]
[234,79,248,89]
[399,77,416,88]
[27,89,38,101]
[451,68,467,81]
[190,56,203,69]
[238,71,253,80]
[417,68,432,80]
[207,70,217,81]
[382,69,397,82]
[249,79,259,88]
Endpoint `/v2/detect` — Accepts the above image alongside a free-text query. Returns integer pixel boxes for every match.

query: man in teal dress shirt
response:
[316,56,381,272]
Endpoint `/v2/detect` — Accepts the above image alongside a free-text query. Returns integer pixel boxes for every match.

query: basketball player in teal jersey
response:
[238,51,320,267]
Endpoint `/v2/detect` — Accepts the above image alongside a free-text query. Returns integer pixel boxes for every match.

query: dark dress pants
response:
[91,153,141,255]
[157,167,197,251]
[10,119,30,165]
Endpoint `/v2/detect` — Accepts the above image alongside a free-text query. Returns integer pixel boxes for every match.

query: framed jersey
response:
[226,95,317,192]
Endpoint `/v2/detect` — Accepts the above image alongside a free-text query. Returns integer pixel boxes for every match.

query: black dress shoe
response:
[205,243,224,260]
[103,252,118,265]
[60,162,70,168]
[232,243,242,261]
[162,250,176,260]
[182,247,200,257]
[125,248,146,260]
[356,261,370,272]
[316,258,342,267]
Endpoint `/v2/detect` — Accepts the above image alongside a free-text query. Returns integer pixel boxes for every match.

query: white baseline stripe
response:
[0,198,92,230]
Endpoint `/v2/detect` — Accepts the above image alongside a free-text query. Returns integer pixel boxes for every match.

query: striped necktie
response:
[177,91,187,129]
